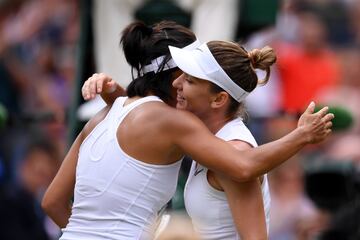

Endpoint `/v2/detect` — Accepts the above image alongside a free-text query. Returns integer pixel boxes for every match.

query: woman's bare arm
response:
[41,133,82,228]
[169,102,333,182]
[221,178,267,240]
[216,141,267,240]
[41,106,112,227]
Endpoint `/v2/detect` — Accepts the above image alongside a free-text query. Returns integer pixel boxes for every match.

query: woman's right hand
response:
[82,73,118,101]
[297,101,334,144]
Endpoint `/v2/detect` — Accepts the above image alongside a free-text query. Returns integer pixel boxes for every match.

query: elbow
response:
[41,194,70,229]
[235,171,252,182]
[41,194,52,215]
[41,192,58,216]
[233,162,258,182]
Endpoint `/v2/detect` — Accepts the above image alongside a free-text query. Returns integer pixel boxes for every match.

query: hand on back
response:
[82,73,118,100]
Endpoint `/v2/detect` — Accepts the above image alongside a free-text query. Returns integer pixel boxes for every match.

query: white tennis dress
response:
[184,118,271,240]
[61,96,182,240]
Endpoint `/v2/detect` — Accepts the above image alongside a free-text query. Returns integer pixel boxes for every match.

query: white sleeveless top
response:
[184,118,271,240]
[61,96,183,240]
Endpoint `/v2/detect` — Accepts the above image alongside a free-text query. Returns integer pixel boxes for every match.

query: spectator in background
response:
[315,47,360,166]
[316,48,360,133]
[275,11,340,114]
[241,0,299,144]
[0,0,79,163]
[0,139,60,240]
[269,157,329,240]
[319,199,360,240]
[0,3,78,239]
[261,113,328,240]
[349,0,360,46]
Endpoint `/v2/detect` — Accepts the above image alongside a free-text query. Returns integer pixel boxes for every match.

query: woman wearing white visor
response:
[169,41,273,239]
[57,21,333,239]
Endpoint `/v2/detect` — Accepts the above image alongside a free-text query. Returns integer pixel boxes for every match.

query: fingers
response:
[82,80,92,100]
[321,113,334,125]
[323,113,335,122]
[304,101,316,114]
[82,73,113,100]
[96,77,105,94]
[320,113,334,130]
[89,76,98,98]
[324,121,332,129]
[82,76,97,100]
[82,82,88,99]
[302,109,334,144]
[315,113,334,142]
[316,106,329,118]
[310,124,332,144]
[323,113,334,131]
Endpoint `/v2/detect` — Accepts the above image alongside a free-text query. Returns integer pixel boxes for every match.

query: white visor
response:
[139,39,201,76]
[169,42,249,102]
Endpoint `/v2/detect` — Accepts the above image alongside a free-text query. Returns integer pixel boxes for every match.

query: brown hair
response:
[207,41,277,118]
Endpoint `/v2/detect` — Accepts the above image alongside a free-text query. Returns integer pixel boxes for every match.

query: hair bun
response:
[248,46,276,85]
[248,46,276,70]
[248,49,261,69]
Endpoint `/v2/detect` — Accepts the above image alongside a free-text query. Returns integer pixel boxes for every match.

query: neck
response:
[125,96,142,106]
[200,110,233,134]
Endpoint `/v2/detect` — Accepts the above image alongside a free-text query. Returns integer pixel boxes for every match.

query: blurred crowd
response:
[0,0,78,239]
[0,0,359,239]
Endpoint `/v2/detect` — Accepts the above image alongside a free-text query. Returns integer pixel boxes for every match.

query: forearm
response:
[234,127,308,181]
[100,85,126,105]
[176,117,307,182]
[176,102,332,182]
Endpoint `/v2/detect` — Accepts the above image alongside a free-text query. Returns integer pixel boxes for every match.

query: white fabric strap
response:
[139,39,202,77]
[140,56,177,76]
[194,44,249,102]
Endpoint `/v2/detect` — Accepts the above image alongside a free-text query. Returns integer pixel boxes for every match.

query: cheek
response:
[182,89,204,109]
[182,86,194,101]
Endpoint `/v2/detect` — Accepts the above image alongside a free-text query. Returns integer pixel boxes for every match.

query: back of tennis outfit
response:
[60,96,182,240]
[184,118,271,240]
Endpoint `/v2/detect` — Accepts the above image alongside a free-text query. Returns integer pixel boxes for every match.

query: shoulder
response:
[218,119,257,147]
[136,103,207,133]
[81,105,112,139]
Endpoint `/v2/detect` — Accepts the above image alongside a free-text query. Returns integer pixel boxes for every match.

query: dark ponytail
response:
[121,21,153,72]
[120,21,196,104]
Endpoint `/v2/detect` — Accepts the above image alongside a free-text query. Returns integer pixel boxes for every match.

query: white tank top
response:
[184,118,271,240]
[61,96,182,240]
